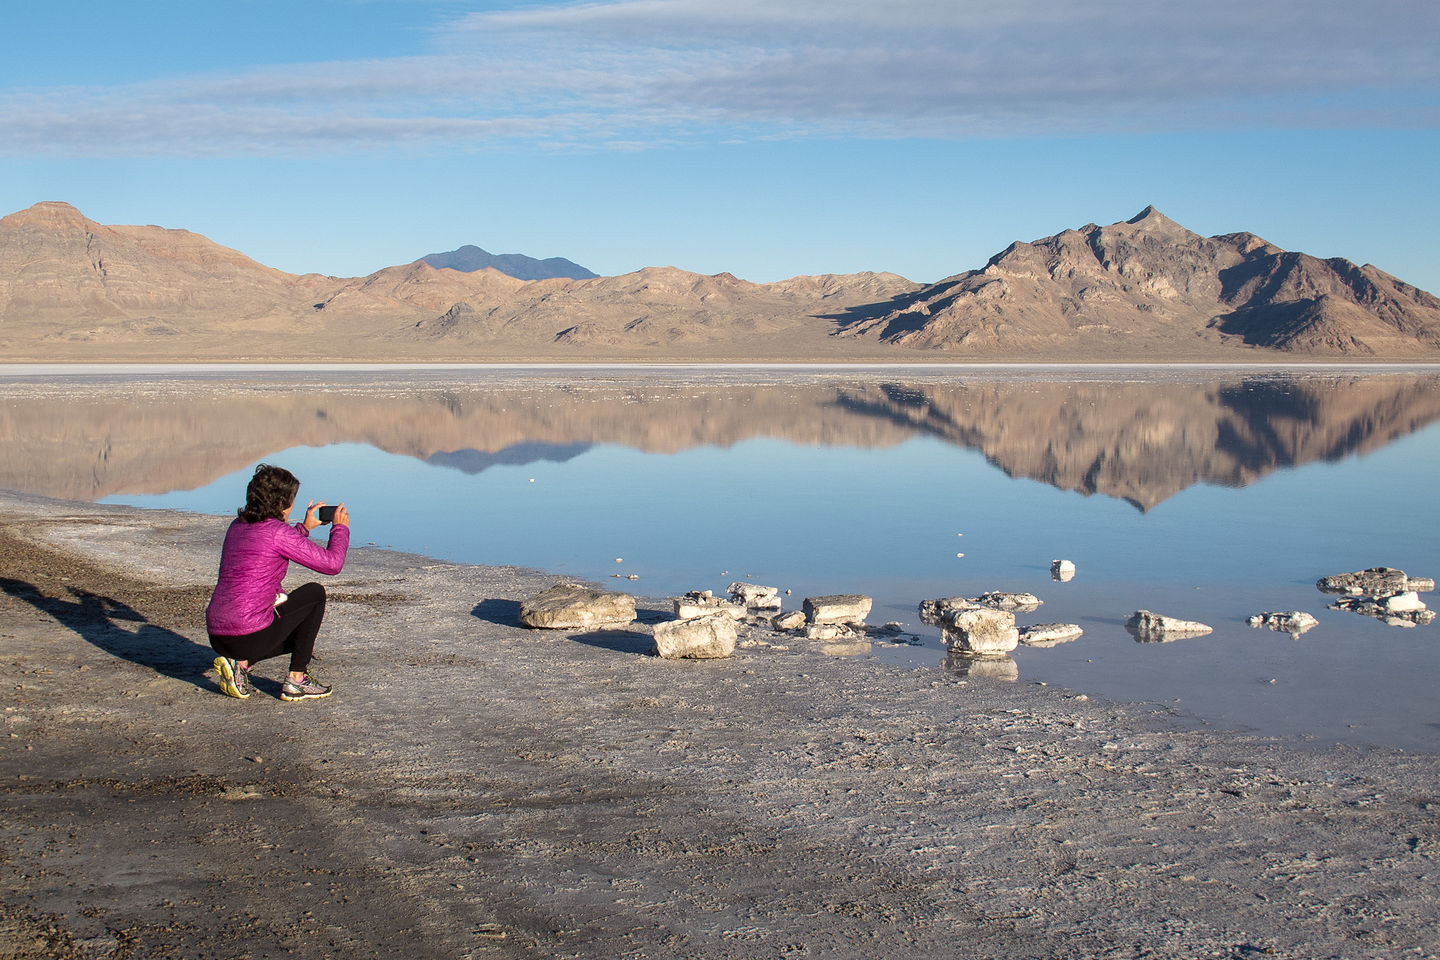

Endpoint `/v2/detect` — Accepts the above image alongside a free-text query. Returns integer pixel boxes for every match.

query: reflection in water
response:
[1126,624,1182,644]
[942,650,1019,681]
[4,367,1440,751]
[821,640,873,657]
[426,441,592,475]
[2,370,1440,506]
[832,374,1440,510]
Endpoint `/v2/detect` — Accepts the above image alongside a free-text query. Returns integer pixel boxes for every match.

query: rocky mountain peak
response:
[1107,205,1200,244]
[1126,204,1167,225]
[1,201,96,230]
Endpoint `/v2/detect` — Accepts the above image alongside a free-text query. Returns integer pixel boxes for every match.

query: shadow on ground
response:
[470,598,524,627]
[469,597,660,655]
[570,628,656,656]
[0,577,214,690]
[633,606,670,624]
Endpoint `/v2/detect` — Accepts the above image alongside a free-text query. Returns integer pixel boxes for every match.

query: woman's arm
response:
[274,517,350,575]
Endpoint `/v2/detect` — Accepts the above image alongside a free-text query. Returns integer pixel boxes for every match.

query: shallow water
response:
[3,365,1438,750]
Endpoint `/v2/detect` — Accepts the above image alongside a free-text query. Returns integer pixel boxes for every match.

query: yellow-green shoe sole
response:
[213,656,250,699]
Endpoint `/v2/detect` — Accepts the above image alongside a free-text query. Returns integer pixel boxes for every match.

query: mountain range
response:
[1,201,1436,361]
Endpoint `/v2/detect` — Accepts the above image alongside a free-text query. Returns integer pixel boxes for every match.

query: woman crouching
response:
[205,463,350,701]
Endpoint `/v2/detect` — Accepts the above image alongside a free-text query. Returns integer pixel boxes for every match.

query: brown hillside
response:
[0,202,332,335]
[0,202,924,360]
[412,266,921,352]
[835,207,1440,358]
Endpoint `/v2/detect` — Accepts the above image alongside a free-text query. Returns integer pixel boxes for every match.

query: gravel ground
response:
[1,491,1438,960]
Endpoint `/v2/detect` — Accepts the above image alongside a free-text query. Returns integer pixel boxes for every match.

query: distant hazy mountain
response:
[2,200,1438,361]
[419,244,597,281]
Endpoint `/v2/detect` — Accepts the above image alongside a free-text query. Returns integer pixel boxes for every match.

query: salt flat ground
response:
[1,492,1437,960]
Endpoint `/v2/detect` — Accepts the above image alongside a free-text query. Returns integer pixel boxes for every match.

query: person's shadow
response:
[0,578,215,690]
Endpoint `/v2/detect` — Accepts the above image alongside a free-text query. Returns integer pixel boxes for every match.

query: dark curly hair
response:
[237,463,300,523]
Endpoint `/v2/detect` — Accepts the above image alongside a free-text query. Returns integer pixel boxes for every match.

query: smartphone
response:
[316,505,338,524]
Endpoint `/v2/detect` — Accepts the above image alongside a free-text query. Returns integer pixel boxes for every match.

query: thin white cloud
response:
[1,0,1434,157]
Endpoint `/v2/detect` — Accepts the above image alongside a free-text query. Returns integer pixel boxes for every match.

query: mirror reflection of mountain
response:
[426,442,593,475]
[1,373,1437,508]
[831,374,1440,510]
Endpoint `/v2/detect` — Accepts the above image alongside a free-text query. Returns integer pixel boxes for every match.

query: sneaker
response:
[280,673,332,702]
[214,656,250,699]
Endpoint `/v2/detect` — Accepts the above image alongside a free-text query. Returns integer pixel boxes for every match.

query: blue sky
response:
[2,0,1436,288]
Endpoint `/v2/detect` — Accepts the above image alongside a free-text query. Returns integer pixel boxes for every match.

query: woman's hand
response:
[333,503,350,527]
[303,500,324,532]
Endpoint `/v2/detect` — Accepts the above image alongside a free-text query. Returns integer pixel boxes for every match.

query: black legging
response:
[209,582,327,675]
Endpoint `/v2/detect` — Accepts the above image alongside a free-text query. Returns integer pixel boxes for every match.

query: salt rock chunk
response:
[919,596,981,626]
[520,584,635,629]
[973,591,1043,611]
[653,614,737,659]
[1019,622,1084,646]
[1382,591,1427,613]
[728,582,782,609]
[822,641,872,657]
[1246,611,1319,636]
[803,594,872,626]
[674,591,746,620]
[771,610,806,631]
[941,608,1019,656]
[1051,560,1076,582]
[1125,609,1212,642]
[1316,567,1412,596]
[921,593,1039,622]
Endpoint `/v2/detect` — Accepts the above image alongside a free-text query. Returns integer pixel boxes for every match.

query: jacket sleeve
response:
[273,522,350,575]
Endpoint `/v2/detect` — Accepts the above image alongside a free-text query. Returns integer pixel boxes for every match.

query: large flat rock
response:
[519,583,635,629]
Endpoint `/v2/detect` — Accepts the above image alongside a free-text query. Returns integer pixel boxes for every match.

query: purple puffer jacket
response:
[205,518,350,636]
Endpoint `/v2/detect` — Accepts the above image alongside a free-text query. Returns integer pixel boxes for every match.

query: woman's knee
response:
[292,582,327,605]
